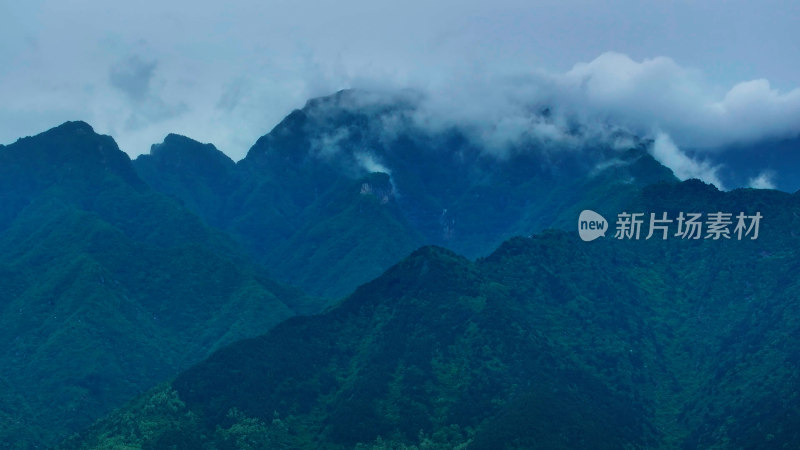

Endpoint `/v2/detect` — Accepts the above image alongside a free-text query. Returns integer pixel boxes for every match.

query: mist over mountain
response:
[133,89,676,298]
[1,88,798,448]
[684,135,800,192]
[4,2,800,449]
[0,99,673,445]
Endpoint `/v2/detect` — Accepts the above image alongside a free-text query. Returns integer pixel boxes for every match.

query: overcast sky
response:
[2,0,800,165]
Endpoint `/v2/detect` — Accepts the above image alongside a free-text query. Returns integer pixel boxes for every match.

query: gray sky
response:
[2,0,800,162]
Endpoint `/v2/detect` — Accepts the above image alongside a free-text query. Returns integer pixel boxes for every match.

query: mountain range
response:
[0,121,308,447]
[1,89,798,448]
[132,90,675,298]
[63,179,800,449]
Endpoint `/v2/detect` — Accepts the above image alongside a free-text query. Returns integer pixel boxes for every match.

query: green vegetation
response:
[4,99,799,449]
[0,122,309,447]
[63,179,800,449]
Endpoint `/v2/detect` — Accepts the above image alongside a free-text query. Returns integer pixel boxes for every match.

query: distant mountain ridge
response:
[133,89,678,298]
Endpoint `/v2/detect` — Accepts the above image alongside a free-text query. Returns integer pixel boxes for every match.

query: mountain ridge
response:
[63,177,800,448]
[131,89,679,298]
[0,122,311,447]
[2,93,792,447]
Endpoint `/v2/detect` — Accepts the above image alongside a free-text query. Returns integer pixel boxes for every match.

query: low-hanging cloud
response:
[368,52,800,154]
[748,171,777,190]
[108,55,189,132]
[557,53,800,149]
[322,52,800,187]
[109,56,157,103]
[2,1,800,167]
[649,133,724,189]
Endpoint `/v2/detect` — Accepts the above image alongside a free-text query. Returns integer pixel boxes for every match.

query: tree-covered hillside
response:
[64,180,800,449]
[0,122,309,447]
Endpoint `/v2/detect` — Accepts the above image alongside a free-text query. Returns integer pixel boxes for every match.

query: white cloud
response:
[748,171,777,189]
[2,1,800,162]
[399,52,800,153]
[355,152,391,175]
[310,128,351,160]
[316,52,800,164]
[650,132,725,189]
[560,53,800,148]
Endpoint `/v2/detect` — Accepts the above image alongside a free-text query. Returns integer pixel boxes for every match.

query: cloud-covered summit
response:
[285,53,800,189]
[380,52,800,152]
[557,52,800,149]
[2,1,799,189]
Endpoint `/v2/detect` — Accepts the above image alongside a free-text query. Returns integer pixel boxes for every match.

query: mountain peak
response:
[163,132,196,144]
[50,120,95,134]
[341,244,473,307]
[406,244,462,261]
[0,121,147,230]
[1,121,142,187]
[12,120,112,155]
[159,132,209,148]
[146,133,234,169]
[132,133,238,226]
[302,88,355,110]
